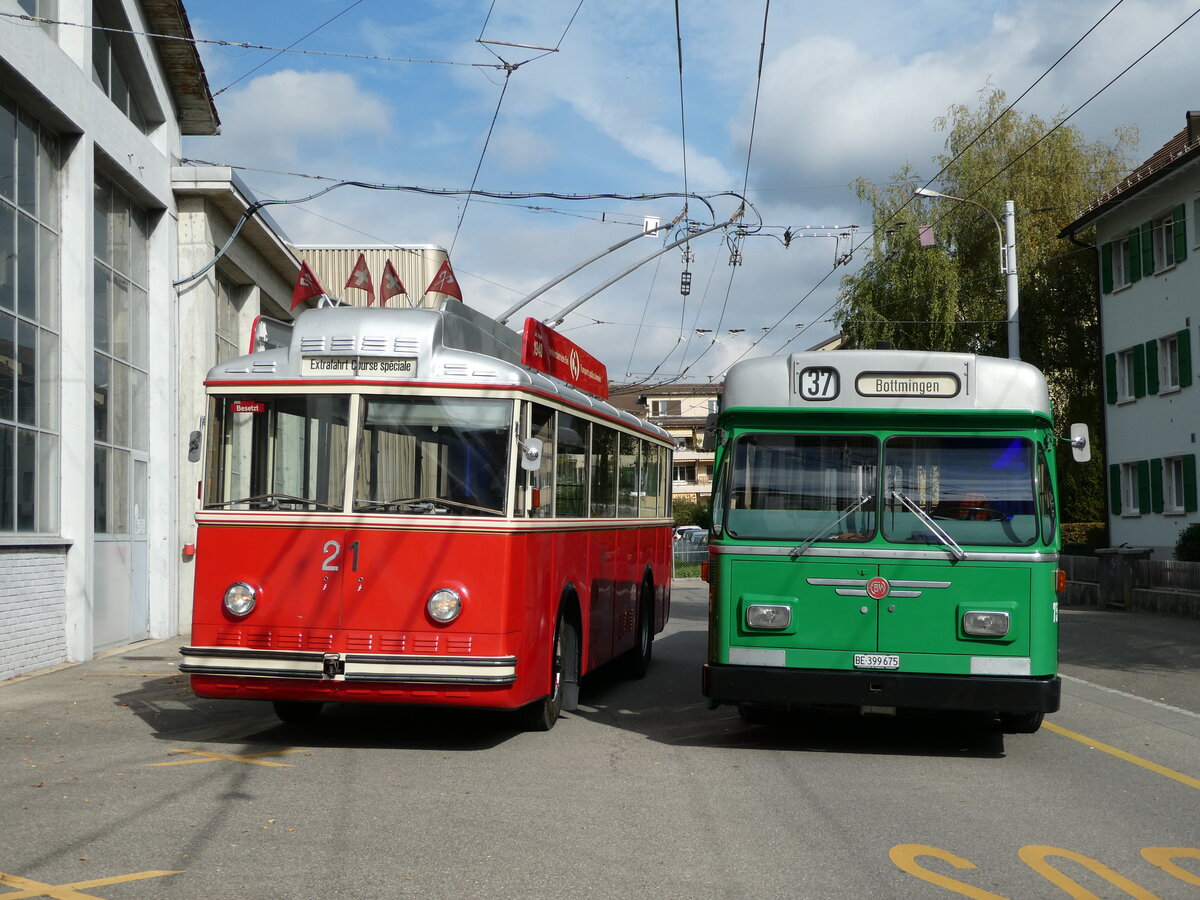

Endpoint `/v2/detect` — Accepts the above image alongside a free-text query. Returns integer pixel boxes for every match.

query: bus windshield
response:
[204,394,350,511]
[353,396,511,516]
[719,432,1040,548]
[723,434,878,542]
[884,435,1037,547]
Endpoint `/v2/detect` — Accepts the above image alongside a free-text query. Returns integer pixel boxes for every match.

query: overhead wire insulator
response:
[680,270,692,296]
[728,249,743,266]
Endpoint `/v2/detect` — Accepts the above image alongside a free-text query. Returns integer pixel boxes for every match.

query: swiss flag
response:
[425,259,463,302]
[344,252,375,305]
[291,261,325,310]
[379,259,406,307]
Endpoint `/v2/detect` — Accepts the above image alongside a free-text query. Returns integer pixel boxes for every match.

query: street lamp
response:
[914,187,1019,360]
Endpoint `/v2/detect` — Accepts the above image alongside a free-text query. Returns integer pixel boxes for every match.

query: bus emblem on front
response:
[866,577,890,600]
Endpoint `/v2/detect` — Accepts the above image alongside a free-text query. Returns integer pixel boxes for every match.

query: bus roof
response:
[722,349,1052,420]
[206,299,672,441]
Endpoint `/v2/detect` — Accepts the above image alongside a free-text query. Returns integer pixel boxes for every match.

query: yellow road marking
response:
[1043,721,1200,791]
[145,748,304,767]
[0,869,181,899]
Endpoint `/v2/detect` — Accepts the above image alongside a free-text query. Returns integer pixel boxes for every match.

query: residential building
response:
[1062,110,1200,558]
[610,383,721,508]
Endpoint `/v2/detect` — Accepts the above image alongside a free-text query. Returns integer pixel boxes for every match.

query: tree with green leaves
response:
[835,87,1136,522]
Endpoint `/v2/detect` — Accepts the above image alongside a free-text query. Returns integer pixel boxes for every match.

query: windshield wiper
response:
[207,492,341,511]
[791,494,873,557]
[890,489,966,561]
[353,497,502,516]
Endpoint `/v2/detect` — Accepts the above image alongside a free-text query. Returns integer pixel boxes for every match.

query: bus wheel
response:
[520,614,577,732]
[622,583,655,679]
[998,711,1044,734]
[272,700,323,726]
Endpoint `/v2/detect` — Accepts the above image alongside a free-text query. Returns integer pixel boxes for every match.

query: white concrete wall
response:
[0,0,185,676]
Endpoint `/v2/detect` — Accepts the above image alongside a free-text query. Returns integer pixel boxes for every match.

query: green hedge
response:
[1060,522,1106,555]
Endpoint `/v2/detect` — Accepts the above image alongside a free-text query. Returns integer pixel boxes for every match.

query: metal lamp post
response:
[914,187,1019,360]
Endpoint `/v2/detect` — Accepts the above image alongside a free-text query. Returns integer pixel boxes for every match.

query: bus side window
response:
[557,413,588,517]
[528,404,555,518]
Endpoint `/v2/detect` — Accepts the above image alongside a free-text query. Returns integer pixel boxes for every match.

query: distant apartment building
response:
[610,383,720,508]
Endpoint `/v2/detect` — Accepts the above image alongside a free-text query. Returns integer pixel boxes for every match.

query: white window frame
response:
[1153,211,1176,271]
[1112,235,1130,289]
[1163,456,1186,514]
[1116,348,1137,402]
[1159,333,1181,393]
[1120,461,1140,517]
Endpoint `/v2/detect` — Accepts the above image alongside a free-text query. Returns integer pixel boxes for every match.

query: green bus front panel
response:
[717,555,1058,677]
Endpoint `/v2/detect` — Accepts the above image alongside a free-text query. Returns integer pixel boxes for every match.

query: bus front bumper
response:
[702,663,1060,713]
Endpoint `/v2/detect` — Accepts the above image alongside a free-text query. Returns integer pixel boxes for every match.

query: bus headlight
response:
[963,610,1010,637]
[223,582,257,617]
[427,588,462,623]
[745,604,791,630]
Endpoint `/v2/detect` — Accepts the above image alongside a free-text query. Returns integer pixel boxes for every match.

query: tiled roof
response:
[1062,123,1200,236]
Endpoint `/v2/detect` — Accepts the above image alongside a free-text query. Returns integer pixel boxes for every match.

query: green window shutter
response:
[1105,352,1117,404]
[1151,458,1164,513]
[1174,203,1187,263]
[1132,343,1146,398]
[1144,339,1159,394]
[1109,464,1122,515]
[1142,221,1155,275]
[1185,454,1198,513]
[1179,328,1193,387]
[1128,228,1141,282]
[1137,460,1151,513]
[1101,243,1113,293]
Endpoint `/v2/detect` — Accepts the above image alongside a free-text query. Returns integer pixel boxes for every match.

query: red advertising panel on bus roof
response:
[521,318,608,399]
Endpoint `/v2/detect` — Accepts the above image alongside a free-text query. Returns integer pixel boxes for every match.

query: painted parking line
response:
[145,748,304,767]
[1043,721,1200,791]
[0,868,181,899]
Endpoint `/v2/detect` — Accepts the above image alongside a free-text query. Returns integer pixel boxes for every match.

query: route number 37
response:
[795,366,839,401]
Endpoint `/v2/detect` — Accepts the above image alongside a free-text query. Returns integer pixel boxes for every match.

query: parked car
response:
[674,525,704,541]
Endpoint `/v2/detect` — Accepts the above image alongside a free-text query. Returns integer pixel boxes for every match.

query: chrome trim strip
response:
[343,654,517,684]
[713,544,1057,563]
[179,647,327,679]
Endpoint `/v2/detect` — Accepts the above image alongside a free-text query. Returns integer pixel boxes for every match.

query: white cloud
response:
[213,70,392,167]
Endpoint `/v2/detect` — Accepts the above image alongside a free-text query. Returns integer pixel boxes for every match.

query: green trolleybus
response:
[701,350,1089,733]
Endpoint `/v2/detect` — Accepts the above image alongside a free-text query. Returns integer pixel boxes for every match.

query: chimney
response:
[1188,111,1200,144]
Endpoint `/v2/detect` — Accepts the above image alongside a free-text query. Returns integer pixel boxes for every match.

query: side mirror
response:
[519,436,544,472]
[700,413,718,452]
[1068,423,1090,463]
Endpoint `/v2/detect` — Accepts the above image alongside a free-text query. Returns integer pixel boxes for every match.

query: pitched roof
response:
[1061,118,1200,237]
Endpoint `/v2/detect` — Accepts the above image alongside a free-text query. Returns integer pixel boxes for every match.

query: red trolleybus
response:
[180,300,674,730]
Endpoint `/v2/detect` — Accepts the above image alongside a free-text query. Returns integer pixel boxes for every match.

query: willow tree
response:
[835,88,1137,522]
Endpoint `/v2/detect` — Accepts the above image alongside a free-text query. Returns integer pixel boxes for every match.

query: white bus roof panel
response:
[723,350,1052,419]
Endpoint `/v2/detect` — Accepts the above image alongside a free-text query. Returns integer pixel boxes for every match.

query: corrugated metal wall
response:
[293,245,450,308]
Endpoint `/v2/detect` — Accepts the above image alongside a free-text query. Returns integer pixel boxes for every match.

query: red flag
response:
[379,259,406,307]
[425,259,463,302]
[344,252,375,305]
[291,261,325,310]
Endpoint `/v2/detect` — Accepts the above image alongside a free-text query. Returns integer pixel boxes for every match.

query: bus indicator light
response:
[866,577,890,600]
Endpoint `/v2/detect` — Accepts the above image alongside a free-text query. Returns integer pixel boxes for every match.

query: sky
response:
[182,0,1200,385]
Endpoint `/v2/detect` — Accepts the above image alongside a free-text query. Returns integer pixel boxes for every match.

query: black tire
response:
[621,582,655,679]
[998,711,1044,734]
[272,700,323,726]
[520,613,577,731]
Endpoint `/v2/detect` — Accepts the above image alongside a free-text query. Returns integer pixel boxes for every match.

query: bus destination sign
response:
[301,356,416,377]
[855,372,960,398]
